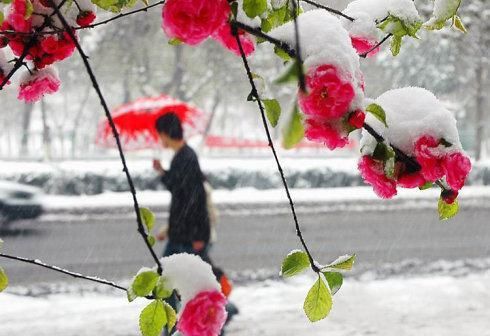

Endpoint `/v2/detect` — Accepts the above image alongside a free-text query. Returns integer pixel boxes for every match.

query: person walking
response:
[153,112,210,261]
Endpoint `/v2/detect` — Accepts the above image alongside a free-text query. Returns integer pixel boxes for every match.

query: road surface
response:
[1,206,490,285]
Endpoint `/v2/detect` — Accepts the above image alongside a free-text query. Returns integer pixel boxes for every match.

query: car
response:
[0,180,43,227]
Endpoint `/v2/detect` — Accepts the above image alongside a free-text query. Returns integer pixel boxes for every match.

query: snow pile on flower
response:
[359,87,471,202]
[342,0,421,56]
[270,10,365,150]
[18,66,60,102]
[160,253,227,336]
[425,0,463,30]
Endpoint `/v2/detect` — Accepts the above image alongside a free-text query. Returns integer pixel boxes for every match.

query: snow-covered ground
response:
[2,270,490,335]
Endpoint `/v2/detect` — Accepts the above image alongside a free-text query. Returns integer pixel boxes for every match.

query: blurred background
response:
[1,0,489,335]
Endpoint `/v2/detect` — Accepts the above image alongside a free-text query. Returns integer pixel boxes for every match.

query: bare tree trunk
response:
[40,99,52,161]
[474,58,485,161]
[20,103,34,157]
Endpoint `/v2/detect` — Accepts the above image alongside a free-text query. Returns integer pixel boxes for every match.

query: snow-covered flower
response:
[443,152,471,191]
[7,0,33,33]
[358,155,397,198]
[414,135,446,182]
[18,66,60,102]
[177,290,227,336]
[161,0,230,45]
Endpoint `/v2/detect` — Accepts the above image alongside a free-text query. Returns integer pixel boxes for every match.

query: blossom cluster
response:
[161,0,255,56]
[0,0,96,101]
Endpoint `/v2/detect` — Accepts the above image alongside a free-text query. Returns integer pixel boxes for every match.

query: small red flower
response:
[347,109,365,129]
[177,290,227,336]
[358,156,397,199]
[414,135,445,182]
[18,67,60,102]
[350,36,379,57]
[397,171,426,188]
[304,118,349,150]
[76,11,96,27]
[162,0,230,45]
[212,23,255,57]
[443,152,471,191]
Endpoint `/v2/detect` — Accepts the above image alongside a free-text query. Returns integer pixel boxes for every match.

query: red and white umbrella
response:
[96,95,206,150]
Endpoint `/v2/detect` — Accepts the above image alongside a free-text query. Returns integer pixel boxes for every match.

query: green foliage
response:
[163,301,177,332]
[140,208,156,232]
[24,0,33,19]
[147,235,156,247]
[438,197,459,220]
[242,0,267,18]
[168,38,183,46]
[390,36,403,56]
[132,270,160,297]
[419,182,434,190]
[274,60,301,85]
[453,16,467,33]
[322,272,343,295]
[91,0,137,13]
[425,0,463,32]
[139,300,167,336]
[0,267,8,293]
[366,103,388,127]
[303,275,332,322]
[282,104,304,149]
[378,15,422,56]
[274,47,292,62]
[0,11,4,25]
[263,99,281,127]
[153,276,173,300]
[281,250,310,277]
[324,254,356,271]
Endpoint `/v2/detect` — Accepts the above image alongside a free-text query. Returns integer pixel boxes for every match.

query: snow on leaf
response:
[322,272,343,295]
[0,267,8,292]
[325,254,356,271]
[303,275,332,322]
[366,103,388,127]
[438,197,459,220]
[139,300,167,336]
[425,0,463,31]
[281,250,310,277]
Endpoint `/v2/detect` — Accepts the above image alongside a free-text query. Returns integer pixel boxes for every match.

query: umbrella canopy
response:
[96,95,205,150]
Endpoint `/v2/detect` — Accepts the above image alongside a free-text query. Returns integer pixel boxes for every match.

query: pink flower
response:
[397,171,426,188]
[347,109,365,129]
[350,36,379,57]
[305,118,349,150]
[7,0,33,33]
[177,290,227,336]
[414,135,445,182]
[212,23,255,56]
[358,156,397,198]
[299,65,355,119]
[443,152,471,191]
[18,67,60,102]
[76,11,96,27]
[162,0,230,46]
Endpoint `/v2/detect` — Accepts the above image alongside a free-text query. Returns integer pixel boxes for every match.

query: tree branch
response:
[48,0,163,274]
[0,253,127,292]
[300,0,355,22]
[360,33,392,58]
[232,25,320,273]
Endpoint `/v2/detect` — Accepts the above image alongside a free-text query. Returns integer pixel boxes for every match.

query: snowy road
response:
[1,206,490,285]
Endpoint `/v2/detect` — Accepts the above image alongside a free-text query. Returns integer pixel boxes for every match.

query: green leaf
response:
[243,0,267,18]
[322,272,343,295]
[263,99,281,127]
[24,0,33,19]
[140,208,155,232]
[168,38,183,46]
[303,275,332,322]
[274,60,301,85]
[384,155,395,179]
[0,267,8,292]
[147,235,156,247]
[440,138,453,147]
[132,270,159,297]
[163,302,177,332]
[274,46,292,62]
[419,182,433,190]
[0,12,4,26]
[230,1,238,18]
[91,0,137,13]
[326,254,356,271]
[139,300,167,336]
[372,143,394,162]
[0,238,3,250]
[365,103,388,127]
[153,276,173,299]
[282,104,304,149]
[453,15,467,33]
[281,250,310,277]
[438,197,459,220]
[127,287,138,302]
[390,35,402,56]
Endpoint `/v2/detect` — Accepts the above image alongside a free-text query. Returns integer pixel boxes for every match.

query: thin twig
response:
[360,33,392,58]
[232,26,319,273]
[0,253,127,292]
[300,0,355,22]
[48,0,163,274]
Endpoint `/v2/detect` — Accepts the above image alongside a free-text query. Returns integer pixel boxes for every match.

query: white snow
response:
[361,87,462,155]
[160,253,220,305]
[2,271,490,335]
[0,49,13,77]
[19,66,60,86]
[425,0,462,27]
[269,9,364,110]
